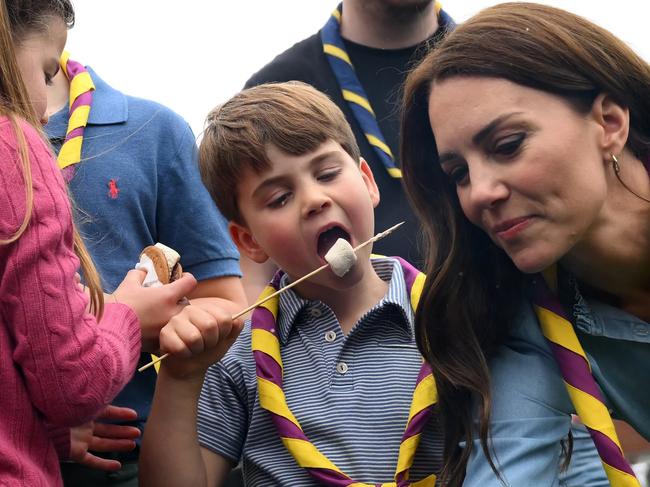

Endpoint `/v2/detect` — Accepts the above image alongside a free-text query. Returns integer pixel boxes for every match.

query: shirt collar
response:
[46,66,128,139]
[86,67,128,125]
[561,271,649,342]
[275,257,415,345]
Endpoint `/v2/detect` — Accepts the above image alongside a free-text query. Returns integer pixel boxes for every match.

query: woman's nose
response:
[465,166,510,212]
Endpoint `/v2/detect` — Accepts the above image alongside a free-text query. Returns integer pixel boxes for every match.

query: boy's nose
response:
[302,191,332,218]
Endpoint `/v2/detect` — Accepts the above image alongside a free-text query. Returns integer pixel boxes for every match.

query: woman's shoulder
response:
[487,301,573,419]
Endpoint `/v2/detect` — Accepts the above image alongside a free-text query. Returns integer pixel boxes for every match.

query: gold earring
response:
[611,153,621,174]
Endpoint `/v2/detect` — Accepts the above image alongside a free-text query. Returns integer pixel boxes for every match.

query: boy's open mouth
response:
[317,226,351,259]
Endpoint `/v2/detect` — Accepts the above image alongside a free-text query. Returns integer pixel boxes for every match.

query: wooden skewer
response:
[138,221,405,372]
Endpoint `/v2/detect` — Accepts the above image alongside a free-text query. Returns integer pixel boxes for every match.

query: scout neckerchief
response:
[57,52,95,183]
[533,267,640,487]
[251,256,438,486]
[321,2,453,179]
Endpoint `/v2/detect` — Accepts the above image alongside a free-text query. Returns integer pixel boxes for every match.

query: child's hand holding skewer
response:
[139,222,405,373]
[157,302,244,380]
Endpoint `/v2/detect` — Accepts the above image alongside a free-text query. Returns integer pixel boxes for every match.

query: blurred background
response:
[66,0,646,136]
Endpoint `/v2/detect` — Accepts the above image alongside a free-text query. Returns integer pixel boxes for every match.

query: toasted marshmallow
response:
[154,243,180,273]
[324,238,357,277]
[139,243,182,284]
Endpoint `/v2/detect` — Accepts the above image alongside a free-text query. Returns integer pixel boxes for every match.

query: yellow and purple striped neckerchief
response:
[251,257,437,486]
[533,267,640,487]
[56,52,95,182]
[253,256,640,486]
[320,2,453,179]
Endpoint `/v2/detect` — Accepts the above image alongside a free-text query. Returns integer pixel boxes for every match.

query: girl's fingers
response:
[92,422,141,440]
[97,405,138,422]
[165,273,197,302]
[88,437,137,453]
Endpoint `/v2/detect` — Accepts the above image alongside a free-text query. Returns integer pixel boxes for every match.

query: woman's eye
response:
[44,73,53,86]
[268,192,291,208]
[447,165,469,185]
[494,133,525,156]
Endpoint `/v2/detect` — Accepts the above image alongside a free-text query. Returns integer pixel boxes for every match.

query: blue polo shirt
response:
[45,68,241,439]
[198,257,444,485]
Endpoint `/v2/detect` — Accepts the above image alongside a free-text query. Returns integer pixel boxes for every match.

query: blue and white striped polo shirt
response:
[197,257,443,485]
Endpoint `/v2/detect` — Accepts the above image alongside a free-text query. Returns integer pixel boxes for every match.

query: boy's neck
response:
[296,259,389,335]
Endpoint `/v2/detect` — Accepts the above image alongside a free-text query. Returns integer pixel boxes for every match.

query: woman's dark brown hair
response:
[400,2,650,484]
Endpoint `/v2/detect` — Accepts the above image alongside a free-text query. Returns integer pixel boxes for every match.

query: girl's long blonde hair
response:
[0,0,103,317]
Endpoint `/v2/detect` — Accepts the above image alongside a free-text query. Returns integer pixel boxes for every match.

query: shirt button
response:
[632,323,648,337]
[336,362,348,374]
[310,307,322,318]
[324,331,337,342]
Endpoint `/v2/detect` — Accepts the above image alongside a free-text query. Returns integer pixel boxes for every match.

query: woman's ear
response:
[228,222,269,264]
[591,93,630,156]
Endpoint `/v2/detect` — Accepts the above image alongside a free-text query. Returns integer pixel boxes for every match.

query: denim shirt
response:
[463,279,649,486]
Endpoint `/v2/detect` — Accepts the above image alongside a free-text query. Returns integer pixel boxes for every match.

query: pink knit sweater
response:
[0,117,141,486]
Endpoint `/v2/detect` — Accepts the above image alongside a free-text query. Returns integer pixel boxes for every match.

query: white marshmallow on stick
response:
[324,238,357,277]
[138,221,405,372]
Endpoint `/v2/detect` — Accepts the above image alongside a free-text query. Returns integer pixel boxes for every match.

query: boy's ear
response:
[590,93,629,157]
[359,157,380,208]
[228,222,269,264]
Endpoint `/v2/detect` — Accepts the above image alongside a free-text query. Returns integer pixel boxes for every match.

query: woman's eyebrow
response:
[472,112,524,146]
[438,112,526,165]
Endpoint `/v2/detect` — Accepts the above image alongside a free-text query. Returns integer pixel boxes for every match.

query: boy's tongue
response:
[317,227,349,258]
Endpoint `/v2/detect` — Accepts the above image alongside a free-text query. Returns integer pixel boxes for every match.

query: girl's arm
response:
[0,121,141,425]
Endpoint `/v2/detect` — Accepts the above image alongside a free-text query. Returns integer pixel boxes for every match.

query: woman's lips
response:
[493,216,534,241]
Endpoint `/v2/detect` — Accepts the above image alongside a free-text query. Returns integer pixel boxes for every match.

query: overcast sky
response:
[66,1,646,136]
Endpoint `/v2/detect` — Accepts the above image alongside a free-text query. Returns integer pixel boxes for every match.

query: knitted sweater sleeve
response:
[0,119,142,427]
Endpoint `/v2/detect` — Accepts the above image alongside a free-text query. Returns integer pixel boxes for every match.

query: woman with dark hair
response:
[400,2,650,486]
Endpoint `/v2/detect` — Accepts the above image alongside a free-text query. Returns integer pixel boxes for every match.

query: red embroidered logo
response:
[108,179,120,199]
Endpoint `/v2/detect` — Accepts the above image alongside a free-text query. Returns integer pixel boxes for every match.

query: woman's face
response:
[428,77,608,273]
[14,16,67,122]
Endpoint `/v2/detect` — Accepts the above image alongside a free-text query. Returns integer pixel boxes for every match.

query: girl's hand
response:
[69,405,140,471]
[158,303,244,380]
[112,270,197,352]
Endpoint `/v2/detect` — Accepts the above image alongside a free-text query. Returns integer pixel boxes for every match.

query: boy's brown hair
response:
[199,81,360,224]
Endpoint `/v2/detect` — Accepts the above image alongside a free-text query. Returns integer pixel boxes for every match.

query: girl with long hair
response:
[0,1,196,485]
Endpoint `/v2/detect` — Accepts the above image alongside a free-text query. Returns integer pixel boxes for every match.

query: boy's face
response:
[230,140,380,289]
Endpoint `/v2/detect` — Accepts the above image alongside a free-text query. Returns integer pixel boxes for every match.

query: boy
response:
[139,82,444,486]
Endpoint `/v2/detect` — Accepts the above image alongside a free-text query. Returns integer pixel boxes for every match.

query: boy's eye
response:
[317,168,341,182]
[268,192,291,209]
[493,133,525,157]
